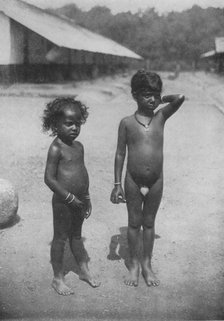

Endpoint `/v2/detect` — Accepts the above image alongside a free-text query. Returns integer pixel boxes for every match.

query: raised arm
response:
[160,94,185,121]
[110,119,127,204]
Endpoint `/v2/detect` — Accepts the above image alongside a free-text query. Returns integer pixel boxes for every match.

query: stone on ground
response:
[0,179,18,226]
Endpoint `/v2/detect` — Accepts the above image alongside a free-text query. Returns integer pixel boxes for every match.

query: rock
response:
[0,179,18,227]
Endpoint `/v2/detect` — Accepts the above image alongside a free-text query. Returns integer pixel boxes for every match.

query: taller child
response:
[110,70,185,287]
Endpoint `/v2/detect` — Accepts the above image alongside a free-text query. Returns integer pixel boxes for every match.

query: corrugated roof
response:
[215,37,224,53]
[0,0,142,59]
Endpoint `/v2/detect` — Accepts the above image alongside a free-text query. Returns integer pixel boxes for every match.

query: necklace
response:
[134,112,153,131]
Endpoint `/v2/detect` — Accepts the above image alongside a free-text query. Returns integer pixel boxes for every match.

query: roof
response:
[0,0,142,60]
[200,50,216,58]
[200,37,224,59]
[215,37,224,53]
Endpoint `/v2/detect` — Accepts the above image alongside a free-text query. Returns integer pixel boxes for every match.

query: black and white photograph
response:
[0,0,224,320]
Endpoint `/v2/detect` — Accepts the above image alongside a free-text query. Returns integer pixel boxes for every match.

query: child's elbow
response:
[179,94,185,102]
[44,173,51,187]
[116,151,126,160]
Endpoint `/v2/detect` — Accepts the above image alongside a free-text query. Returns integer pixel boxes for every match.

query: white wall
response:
[10,20,24,64]
[0,12,11,64]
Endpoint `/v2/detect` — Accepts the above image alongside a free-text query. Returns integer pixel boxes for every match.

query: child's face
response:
[56,105,82,142]
[135,89,161,111]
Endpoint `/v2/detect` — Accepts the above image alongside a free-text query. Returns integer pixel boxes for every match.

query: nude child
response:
[110,70,185,287]
[43,97,100,295]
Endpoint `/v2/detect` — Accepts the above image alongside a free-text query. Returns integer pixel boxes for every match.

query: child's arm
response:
[83,195,92,219]
[110,119,127,204]
[44,143,83,208]
[160,94,185,120]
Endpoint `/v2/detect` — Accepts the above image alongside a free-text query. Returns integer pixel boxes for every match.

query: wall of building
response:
[0,12,11,64]
[0,13,142,83]
[10,20,25,64]
[28,30,50,64]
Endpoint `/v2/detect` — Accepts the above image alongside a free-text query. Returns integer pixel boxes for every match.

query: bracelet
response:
[114,182,121,185]
[67,194,75,204]
[65,192,71,201]
[84,194,91,200]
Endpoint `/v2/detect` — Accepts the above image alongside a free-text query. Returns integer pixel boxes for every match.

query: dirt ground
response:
[0,71,224,321]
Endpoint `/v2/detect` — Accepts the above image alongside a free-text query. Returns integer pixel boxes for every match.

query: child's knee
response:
[52,237,67,247]
[143,217,155,229]
[72,235,82,240]
[129,216,142,229]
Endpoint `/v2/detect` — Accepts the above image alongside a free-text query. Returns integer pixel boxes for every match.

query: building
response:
[0,0,143,83]
[200,37,224,73]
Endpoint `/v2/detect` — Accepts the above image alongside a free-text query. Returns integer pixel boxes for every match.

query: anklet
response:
[114,182,121,185]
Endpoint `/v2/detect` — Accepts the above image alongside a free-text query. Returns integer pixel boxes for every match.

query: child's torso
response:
[126,113,164,186]
[57,141,89,195]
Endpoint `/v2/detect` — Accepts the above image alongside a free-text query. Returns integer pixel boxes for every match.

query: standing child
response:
[110,70,185,287]
[43,97,100,295]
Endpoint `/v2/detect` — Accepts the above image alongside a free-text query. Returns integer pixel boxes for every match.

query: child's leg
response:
[51,196,74,295]
[68,211,100,288]
[142,176,163,286]
[124,171,143,286]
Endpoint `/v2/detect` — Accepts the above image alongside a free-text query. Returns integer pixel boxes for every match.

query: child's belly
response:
[127,147,163,187]
[57,165,89,196]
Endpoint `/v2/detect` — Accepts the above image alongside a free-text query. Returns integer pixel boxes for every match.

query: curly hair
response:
[42,96,89,136]
[131,69,162,95]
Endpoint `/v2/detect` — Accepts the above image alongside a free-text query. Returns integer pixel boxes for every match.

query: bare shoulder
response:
[73,140,84,151]
[120,115,134,127]
[46,138,62,162]
[48,137,61,153]
[155,109,166,118]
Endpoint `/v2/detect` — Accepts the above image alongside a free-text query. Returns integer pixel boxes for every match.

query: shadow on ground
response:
[107,226,160,268]
[63,237,90,276]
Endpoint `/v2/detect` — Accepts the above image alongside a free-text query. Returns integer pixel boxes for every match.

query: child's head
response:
[131,70,162,96]
[42,97,89,138]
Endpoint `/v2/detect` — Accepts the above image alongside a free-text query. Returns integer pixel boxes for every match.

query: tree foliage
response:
[49,4,224,70]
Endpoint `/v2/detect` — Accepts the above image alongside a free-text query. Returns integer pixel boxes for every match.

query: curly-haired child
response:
[42,97,100,295]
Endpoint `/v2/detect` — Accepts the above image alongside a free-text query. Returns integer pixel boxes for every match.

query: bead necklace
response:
[134,112,153,131]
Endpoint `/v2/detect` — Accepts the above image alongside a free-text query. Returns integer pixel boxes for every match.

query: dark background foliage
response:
[48,4,224,70]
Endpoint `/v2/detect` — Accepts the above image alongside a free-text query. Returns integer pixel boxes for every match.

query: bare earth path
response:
[0,72,223,320]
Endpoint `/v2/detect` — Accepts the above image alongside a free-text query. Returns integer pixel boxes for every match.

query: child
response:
[43,97,100,295]
[110,70,185,287]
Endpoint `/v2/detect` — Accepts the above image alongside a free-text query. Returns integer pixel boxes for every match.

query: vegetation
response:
[48,4,224,70]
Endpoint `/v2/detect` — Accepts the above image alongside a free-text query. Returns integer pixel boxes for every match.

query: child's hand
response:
[110,186,126,204]
[160,96,165,104]
[67,194,84,209]
[84,199,92,219]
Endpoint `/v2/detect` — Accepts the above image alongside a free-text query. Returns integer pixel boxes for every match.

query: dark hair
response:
[42,96,89,136]
[131,69,162,94]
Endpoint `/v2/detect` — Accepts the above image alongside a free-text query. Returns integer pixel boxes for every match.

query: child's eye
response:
[64,121,81,127]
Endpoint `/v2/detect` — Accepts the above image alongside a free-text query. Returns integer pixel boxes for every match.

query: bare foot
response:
[142,267,160,287]
[79,271,100,288]
[51,278,74,296]
[124,264,139,287]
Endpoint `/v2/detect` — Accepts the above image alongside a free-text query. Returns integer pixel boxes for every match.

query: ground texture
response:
[0,72,224,320]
